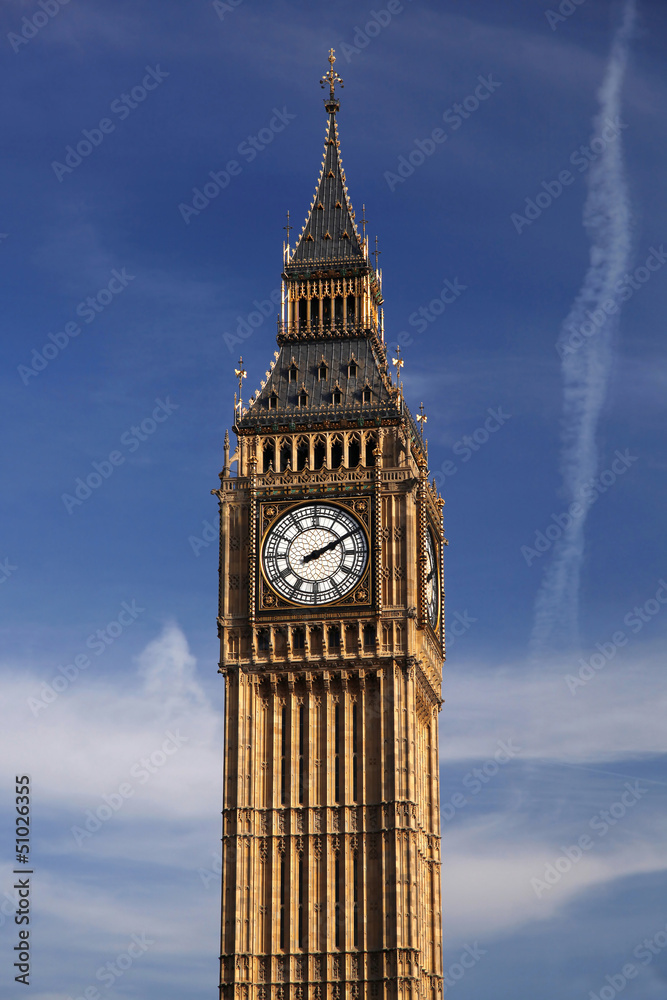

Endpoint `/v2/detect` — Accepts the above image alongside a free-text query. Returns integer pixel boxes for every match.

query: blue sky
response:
[1,0,666,997]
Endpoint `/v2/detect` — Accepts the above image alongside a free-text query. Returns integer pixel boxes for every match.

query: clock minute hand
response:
[302,528,358,564]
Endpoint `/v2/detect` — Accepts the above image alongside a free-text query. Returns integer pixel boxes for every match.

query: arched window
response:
[363,624,376,648]
[331,436,343,467]
[279,439,292,472]
[263,440,275,473]
[364,433,377,467]
[348,434,361,468]
[298,389,308,408]
[318,362,328,381]
[313,436,326,470]
[296,438,308,471]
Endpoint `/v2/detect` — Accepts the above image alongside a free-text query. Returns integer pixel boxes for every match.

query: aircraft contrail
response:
[530,0,637,656]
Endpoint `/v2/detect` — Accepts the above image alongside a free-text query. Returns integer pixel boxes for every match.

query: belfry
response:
[213,49,445,1000]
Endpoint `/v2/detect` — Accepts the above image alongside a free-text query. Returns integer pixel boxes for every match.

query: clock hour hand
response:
[302,528,358,564]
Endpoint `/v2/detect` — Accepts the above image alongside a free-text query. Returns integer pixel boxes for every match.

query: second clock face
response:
[262,502,368,606]
[425,528,439,629]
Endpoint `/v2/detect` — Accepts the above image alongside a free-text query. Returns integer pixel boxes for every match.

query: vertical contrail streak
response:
[531,0,637,656]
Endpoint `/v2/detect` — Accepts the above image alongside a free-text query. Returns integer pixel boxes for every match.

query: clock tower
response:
[213,50,445,1000]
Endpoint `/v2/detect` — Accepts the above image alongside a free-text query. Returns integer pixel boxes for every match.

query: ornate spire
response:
[288,50,364,269]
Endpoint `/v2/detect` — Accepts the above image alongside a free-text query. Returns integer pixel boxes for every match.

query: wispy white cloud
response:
[442,640,666,763]
[2,622,222,816]
[442,827,667,944]
[2,623,665,991]
[531,0,637,656]
[1,624,220,997]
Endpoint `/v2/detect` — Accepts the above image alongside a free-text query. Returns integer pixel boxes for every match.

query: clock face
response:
[425,528,439,629]
[262,502,368,606]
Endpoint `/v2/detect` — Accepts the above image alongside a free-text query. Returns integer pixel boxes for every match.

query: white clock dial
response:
[262,502,368,606]
[425,528,439,629]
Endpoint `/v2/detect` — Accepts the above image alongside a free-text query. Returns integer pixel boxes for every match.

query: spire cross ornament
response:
[320,48,344,104]
[283,210,293,242]
[416,402,428,437]
[392,345,404,386]
[234,356,247,408]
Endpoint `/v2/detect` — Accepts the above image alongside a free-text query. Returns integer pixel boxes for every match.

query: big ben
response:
[213,50,445,1000]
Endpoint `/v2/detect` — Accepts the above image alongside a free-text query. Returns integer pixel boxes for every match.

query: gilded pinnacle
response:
[320,47,344,111]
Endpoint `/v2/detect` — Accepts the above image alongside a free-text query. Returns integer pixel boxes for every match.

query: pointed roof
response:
[289,112,366,266]
[237,337,396,427]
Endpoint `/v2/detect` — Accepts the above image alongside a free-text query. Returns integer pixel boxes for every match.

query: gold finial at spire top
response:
[320,48,344,107]
[392,345,404,387]
[416,402,428,437]
[234,355,247,407]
